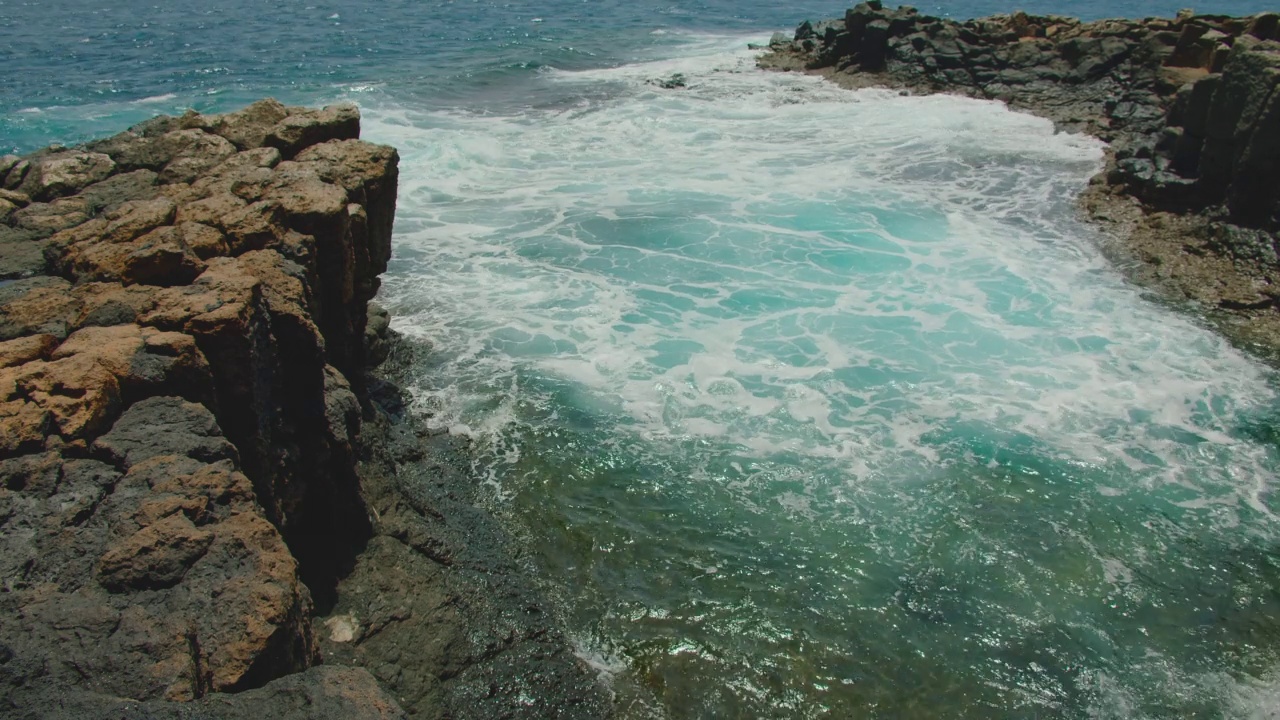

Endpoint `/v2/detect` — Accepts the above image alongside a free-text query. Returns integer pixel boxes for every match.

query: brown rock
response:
[0,334,58,368]
[176,192,247,226]
[104,196,179,243]
[0,354,122,444]
[180,148,283,204]
[98,513,214,591]
[221,200,286,253]
[179,221,230,259]
[0,188,30,207]
[211,98,291,150]
[0,100,411,717]
[294,139,398,273]
[63,224,206,286]
[47,196,179,260]
[17,151,116,202]
[72,281,160,328]
[266,103,361,158]
[1,397,317,706]
[0,396,52,456]
[143,258,261,333]
[51,324,213,405]
[77,169,160,213]
[0,276,82,340]
[266,164,350,222]
[11,197,92,236]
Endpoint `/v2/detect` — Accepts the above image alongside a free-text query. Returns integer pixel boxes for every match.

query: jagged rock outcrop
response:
[762,4,1280,347]
[0,99,613,720]
[0,100,402,716]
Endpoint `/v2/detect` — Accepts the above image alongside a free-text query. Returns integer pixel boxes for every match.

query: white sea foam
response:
[363,37,1277,516]
[360,49,1280,712]
[132,93,177,104]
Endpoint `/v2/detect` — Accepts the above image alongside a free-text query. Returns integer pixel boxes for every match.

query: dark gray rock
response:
[1197,37,1280,195]
[8,665,405,720]
[0,227,51,280]
[78,169,161,213]
[364,302,394,369]
[93,396,239,468]
[318,347,612,719]
[1227,82,1280,224]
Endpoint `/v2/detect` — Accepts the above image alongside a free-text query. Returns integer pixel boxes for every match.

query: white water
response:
[362,37,1280,718]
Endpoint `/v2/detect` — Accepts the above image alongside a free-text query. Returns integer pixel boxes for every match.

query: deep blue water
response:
[6,1,1280,718]
[3,0,1278,151]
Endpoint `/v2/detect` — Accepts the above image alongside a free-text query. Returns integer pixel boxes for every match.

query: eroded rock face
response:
[0,100,401,716]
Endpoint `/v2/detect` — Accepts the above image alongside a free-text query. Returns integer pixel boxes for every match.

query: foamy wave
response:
[132,93,177,104]
[363,49,1275,491]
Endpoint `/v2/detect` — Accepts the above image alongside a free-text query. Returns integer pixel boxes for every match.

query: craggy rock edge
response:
[0,101,610,718]
[759,3,1280,361]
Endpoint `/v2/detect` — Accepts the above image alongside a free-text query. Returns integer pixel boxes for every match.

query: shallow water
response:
[6,1,1280,717]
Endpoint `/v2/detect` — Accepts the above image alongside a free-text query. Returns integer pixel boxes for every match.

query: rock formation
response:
[0,99,610,718]
[761,4,1280,353]
[0,98,401,716]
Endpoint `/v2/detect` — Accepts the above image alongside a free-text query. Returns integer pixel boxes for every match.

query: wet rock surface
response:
[0,101,610,717]
[317,332,612,719]
[762,4,1280,358]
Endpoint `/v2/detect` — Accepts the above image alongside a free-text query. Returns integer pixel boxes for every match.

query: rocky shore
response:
[761,4,1280,360]
[0,101,608,718]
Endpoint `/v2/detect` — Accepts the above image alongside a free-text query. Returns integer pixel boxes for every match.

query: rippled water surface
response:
[5,0,1280,717]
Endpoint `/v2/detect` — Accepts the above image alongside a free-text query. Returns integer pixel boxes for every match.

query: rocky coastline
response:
[761,3,1280,361]
[0,101,608,718]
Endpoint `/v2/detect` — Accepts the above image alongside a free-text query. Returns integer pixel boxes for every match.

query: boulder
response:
[10,197,92,236]
[16,151,116,202]
[77,169,160,213]
[266,103,362,159]
[0,155,19,179]
[211,98,292,150]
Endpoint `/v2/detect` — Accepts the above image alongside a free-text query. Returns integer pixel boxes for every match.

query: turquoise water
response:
[6,1,1280,717]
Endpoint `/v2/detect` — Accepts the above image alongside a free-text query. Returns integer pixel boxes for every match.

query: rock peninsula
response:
[0,101,608,718]
[761,3,1280,360]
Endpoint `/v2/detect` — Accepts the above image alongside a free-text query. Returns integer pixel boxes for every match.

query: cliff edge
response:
[0,101,609,718]
[761,4,1280,359]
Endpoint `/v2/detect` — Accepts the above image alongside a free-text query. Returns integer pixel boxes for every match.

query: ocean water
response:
[6,1,1280,717]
